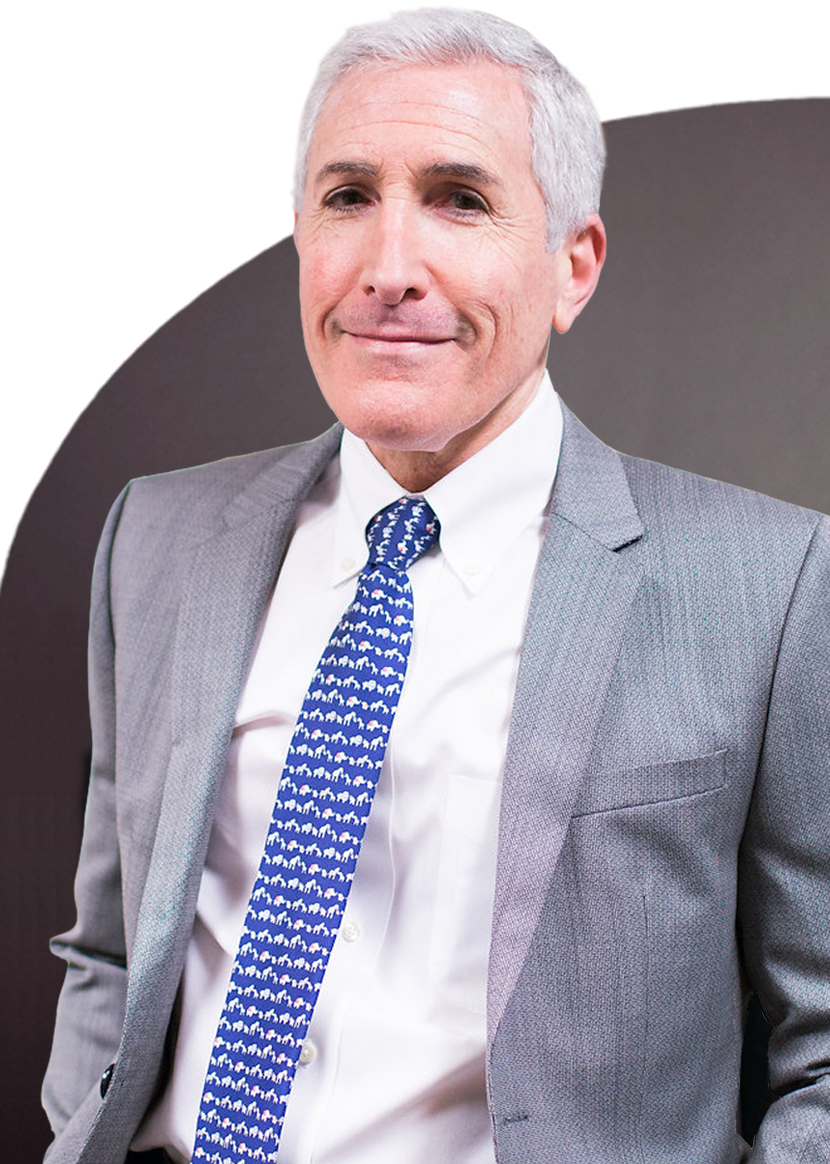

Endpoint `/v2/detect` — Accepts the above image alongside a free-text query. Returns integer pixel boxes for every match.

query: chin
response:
[325,379,461,450]
[343,412,452,455]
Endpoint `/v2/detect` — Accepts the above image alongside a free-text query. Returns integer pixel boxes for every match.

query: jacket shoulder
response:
[127,437,322,515]
[110,427,342,549]
[619,450,825,548]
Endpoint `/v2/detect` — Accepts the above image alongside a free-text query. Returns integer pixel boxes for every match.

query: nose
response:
[361,201,428,306]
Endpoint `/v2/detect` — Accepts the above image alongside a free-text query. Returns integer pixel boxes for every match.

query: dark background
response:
[2,100,828,1159]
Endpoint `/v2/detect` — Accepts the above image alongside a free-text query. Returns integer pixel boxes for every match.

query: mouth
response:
[327,313,471,354]
[346,332,453,346]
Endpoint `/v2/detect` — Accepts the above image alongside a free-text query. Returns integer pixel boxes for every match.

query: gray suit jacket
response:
[43,405,830,1163]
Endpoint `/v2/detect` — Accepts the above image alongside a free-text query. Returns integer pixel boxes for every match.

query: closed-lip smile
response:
[348,331,452,343]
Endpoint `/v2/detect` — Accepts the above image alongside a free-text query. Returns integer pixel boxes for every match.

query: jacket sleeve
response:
[738,513,830,1161]
[41,485,132,1144]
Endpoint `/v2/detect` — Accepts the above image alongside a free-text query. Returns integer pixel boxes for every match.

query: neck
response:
[366,369,545,492]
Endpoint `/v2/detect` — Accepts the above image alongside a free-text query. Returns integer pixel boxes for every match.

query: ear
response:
[293,209,300,248]
[551,215,607,335]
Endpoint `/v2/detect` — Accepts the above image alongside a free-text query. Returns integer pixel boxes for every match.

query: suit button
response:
[100,1063,115,1098]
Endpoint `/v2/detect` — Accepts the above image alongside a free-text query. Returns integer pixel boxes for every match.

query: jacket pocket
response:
[572,748,728,816]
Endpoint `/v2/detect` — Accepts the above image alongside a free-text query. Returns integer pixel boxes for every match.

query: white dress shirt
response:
[133,373,563,1163]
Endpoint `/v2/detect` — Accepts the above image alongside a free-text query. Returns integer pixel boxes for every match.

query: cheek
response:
[301,258,336,311]
[455,243,542,325]
[492,254,561,338]
[299,235,358,312]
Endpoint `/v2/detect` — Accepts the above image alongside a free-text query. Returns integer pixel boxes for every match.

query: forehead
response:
[308,58,535,179]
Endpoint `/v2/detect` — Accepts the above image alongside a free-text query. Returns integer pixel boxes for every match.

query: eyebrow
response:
[419,161,503,188]
[313,161,381,185]
[312,159,503,188]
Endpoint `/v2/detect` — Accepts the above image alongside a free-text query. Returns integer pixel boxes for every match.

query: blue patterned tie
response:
[193,496,439,1163]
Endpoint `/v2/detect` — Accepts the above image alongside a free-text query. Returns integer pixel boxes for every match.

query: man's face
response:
[294,59,595,482]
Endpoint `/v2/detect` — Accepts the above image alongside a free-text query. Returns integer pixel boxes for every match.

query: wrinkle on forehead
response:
[309,60,534,185]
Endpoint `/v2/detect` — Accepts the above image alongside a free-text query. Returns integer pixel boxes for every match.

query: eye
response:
[322,186,371,212]
[442,188,489,215]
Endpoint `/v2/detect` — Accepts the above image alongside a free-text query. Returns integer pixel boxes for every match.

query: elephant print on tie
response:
[194,496,440,1163]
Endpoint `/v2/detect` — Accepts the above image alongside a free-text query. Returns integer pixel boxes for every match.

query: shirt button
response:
[341,555,357,571]
[464,561,481,576]
[342,920,361,942]
[299,1040,317,1066]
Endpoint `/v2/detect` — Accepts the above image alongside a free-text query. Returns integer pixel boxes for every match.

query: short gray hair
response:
[293,7,605,249]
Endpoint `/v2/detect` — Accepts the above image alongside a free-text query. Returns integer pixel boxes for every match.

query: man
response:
[42,8,830,1164]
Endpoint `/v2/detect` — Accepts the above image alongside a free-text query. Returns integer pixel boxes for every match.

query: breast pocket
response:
[572,748,728,816]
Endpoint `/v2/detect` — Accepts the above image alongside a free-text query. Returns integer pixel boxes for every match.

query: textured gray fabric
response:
[42,406,830,1163]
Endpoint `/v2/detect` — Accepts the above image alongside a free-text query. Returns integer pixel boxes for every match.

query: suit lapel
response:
[488,405,645,1041]
[121,427,343,1064]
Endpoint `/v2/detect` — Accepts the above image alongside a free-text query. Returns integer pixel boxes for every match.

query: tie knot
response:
[365,496,440,572]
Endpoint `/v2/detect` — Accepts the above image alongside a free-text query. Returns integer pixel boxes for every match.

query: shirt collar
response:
[333,370,563,594]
